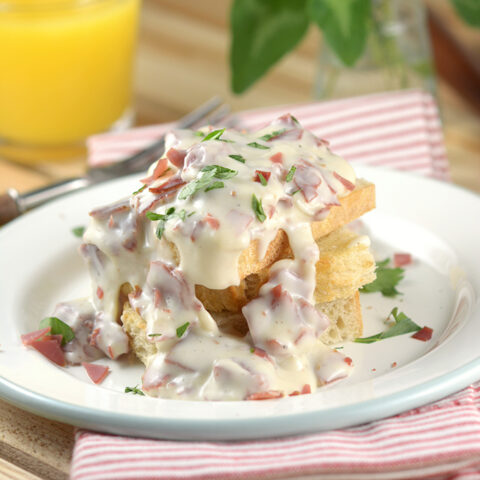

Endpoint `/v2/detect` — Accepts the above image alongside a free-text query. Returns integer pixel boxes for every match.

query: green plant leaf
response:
[146,208,187,240]
[360,258,404,297]
[354,307,421,344]
[230,0,310,94]
[125,385,145,395]
[39,317,75,345]
[450,0,480,27]
[71,226,85,238]
[201,165,238,179]
[229,154,246,163]
[251,194,266,222]
[176,322,190,338]
[308,0,371,66]
[258,129,287,141]
[201,128,226,142]
[285,165,296,182]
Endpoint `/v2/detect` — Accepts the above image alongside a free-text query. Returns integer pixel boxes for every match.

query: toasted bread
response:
[196,225,376,312]
[194,180,374,312]
[121,290,363,366]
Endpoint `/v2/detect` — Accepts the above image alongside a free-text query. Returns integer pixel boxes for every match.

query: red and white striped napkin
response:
[71,90,480,480]
[87,89,449,180]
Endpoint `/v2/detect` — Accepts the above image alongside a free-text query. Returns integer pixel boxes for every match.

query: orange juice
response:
[0,0,139,148]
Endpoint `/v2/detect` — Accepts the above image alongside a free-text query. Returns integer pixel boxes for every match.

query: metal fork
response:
[0,97,229,226]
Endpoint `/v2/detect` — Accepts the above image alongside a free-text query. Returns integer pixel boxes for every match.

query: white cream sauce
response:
[58,114,358,400]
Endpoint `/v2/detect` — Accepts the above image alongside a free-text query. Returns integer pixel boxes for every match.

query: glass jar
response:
[314,0,436,100]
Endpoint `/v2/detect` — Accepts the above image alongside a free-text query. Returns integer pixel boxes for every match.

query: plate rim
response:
[0,358,479,440]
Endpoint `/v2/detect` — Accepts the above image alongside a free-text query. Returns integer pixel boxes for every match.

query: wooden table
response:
[1,1,479,479]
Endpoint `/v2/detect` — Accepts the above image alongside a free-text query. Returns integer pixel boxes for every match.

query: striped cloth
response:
[72,384,480,479]
[71,90,478,480]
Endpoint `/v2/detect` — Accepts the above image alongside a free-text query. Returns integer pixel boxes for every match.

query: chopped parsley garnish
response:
[178,165,237,200]
[204,181,224,192]
[132,184,147,195]
[257,172,268,186]
[291,189,301,195]
[290,115,300,125]
[201,128,225,142]
[193,131,205,138]
[178,169,217,199]
[201,165,237,179]
[229,154,246,164]
[148,333,162,337]
[125,385,145,395]
[39,317,75,345]
[146,207,187,240]
[360,259,404,297]
[247,141,270,150]
[250,347,255,353]
[354,307,421,344]
[285,166,296,182]
[258,128,286,141]
[251,194,266,222]
[72,226,85,238]
[176,322,190,338]
[219,138,235,143]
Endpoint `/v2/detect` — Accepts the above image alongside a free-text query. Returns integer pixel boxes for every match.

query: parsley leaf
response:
[290,115,300,125]
[247,141,270,150]
[125,385,145,395]
[285,165,296,182]
[148,333,162,337]
[205,181,224,192]
[178,169,217,200]
[193,131,205,138]
[229,154,246,163]
[257,172,268,186]
[146,207,187,240]
[258,129,287,141]
[201,165,238,179]
[39,317,75,345]
[132,184,147,195]
[72,226,85,238]
[176,322,190,338]
[178,166,237,200]
[360,258,404,297]
[252,194,266,222]
[145,211,163,221]
[201,128,225,142]
[354,307,421,344]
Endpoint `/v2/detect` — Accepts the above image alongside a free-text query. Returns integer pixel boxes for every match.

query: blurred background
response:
[1,0,479,198]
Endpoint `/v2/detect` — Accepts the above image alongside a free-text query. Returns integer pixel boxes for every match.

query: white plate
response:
[0,166,479,440]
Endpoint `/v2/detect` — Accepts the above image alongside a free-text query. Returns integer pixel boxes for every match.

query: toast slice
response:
[196,225,376,312]
[121,290,363,366]
[194,180,374,312]
[236,179,375,280]
[210,291,363,345]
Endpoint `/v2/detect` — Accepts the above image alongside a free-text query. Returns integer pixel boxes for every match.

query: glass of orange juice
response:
[0,0,140,163]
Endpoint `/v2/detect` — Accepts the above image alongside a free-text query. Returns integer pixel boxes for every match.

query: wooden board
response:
[0,400,73,479]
